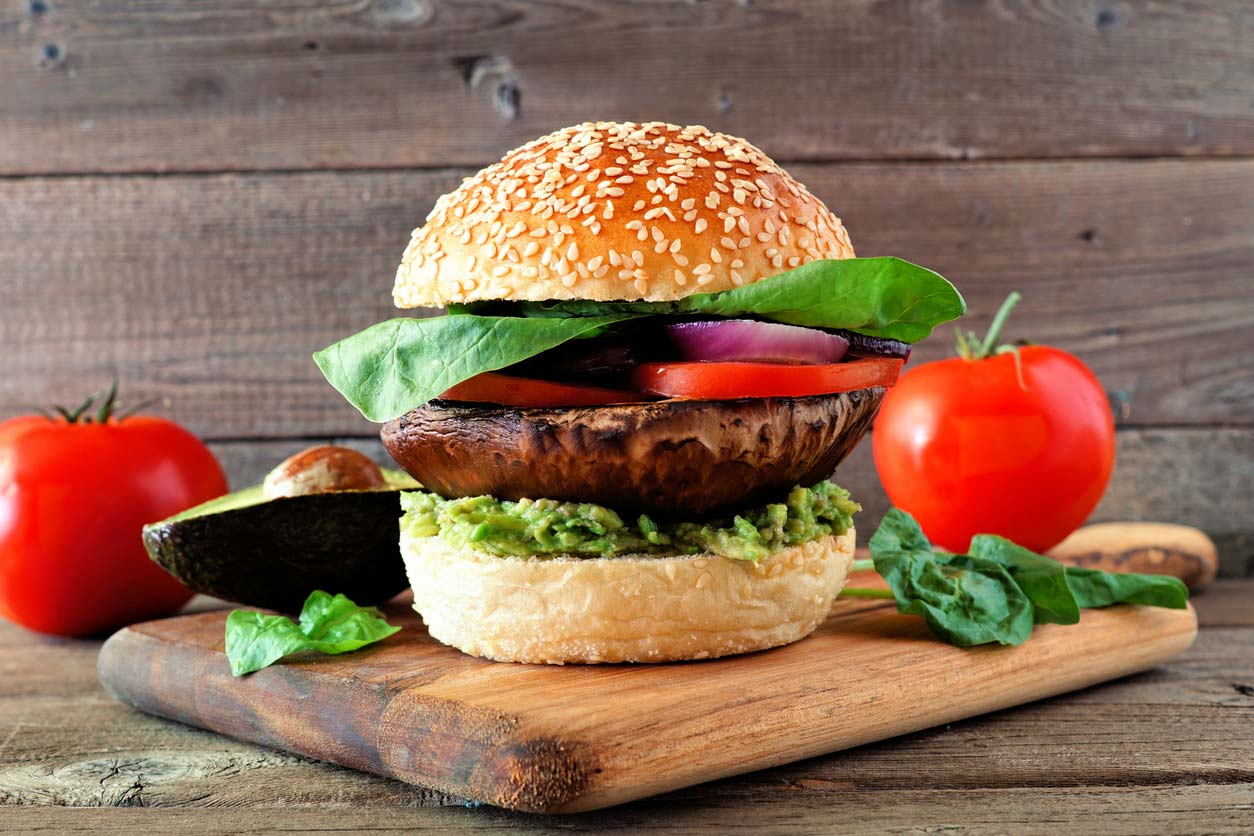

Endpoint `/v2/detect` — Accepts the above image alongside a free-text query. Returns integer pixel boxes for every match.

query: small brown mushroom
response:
[262,445,387,500]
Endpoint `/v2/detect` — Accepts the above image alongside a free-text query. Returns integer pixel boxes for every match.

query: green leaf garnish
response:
[314,313,633,422]
[224,590,401,676]
[857,509,1188,647]
[515,257,964,343]
[869,510,1034,646]
[315,257,964,423]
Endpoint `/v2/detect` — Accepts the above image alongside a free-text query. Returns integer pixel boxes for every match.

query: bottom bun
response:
[400,529,855,664]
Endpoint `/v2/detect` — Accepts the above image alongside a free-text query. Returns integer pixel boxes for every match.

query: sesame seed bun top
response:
[392,122,855,307]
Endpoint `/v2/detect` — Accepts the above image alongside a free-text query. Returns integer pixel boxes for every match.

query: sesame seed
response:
[669,238,682,253]
[673,253,690,266]
[492,265,510,277]
[694,218,708,234]
[731,270,745,285]
[681,198,696,211]
[693,263,712,276]
[632,250,645,267]
[632,200,646,212]
[720,236,738,250]
[651,226,664,242]
[587,255,604,271]
[674,269,687,286]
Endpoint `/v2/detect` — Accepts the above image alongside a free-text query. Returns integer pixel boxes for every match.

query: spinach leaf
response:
[313,313,634,422]
[863,510,1189,648]
[869,510,1035,646]
[225,590,401,676]
[968,534,1080,625]
[317,258,963,422]
[1064,566,1189,610]
[515,257,965,343]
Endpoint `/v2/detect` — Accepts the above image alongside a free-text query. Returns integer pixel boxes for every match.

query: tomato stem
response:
[44,379,156,424]
[957,291,1022,361]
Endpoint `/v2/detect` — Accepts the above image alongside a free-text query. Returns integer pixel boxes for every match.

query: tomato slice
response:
[630,357,905,400]
[440,372,645,408]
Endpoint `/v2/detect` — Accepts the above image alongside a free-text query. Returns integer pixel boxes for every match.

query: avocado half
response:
[142,471,417,614]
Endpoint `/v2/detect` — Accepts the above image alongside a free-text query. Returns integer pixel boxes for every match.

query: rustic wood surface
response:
[2,0,1253,174]
[0,581,1248,831]
[95,591,1197,813]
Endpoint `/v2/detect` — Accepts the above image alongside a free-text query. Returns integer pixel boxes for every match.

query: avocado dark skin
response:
[143,489,410,614]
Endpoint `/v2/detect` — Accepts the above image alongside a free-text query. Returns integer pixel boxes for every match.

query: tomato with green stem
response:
[0,384,228,636]
[871,293,1116,553]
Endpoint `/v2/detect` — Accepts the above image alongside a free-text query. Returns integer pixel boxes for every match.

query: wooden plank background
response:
[0,0,1251,574]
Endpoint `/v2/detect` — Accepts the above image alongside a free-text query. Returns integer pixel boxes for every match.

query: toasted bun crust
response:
[393,122,854,307]
[401,529,855,664]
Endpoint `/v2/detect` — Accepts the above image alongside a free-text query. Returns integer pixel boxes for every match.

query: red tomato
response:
[872,345,1115,553]
[631,357,904,400]
[0,413,228,636]
[441,372,644,408]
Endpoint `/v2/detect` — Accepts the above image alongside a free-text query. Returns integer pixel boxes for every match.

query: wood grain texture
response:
[1,586,1248,830]
[0,786,1252,835]
[2,0,1253,174]
[2,160,1251,436]
[96,597,1197,813]
[1048,522,1218,590]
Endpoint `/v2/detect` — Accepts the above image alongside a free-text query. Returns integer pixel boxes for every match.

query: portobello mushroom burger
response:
[316,122,964,664]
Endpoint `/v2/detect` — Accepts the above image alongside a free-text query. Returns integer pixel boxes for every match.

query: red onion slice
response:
[667,319,849,364]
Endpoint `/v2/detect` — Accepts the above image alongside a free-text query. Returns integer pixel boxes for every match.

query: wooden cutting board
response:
[97,589,1197,814]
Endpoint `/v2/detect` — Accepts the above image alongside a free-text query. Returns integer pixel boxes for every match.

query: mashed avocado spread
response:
[400,481,858,563]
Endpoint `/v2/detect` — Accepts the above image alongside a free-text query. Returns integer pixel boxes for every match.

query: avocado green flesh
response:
[401,481,859,563]
[156,469,418,526]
